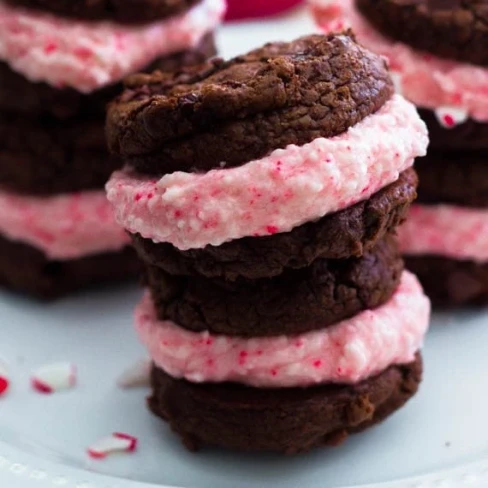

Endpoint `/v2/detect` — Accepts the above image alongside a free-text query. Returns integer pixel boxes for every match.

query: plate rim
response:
[1,440,488,488]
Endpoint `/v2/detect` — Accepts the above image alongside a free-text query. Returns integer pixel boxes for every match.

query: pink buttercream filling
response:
[399,204,488,263]
[107,95,428,250]
[0,0,225,93]
[0,189,130,259]
[312,0,488,123]
[136,271,430,388]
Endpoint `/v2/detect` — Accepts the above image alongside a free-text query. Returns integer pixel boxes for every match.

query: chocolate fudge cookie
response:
[418,109,488,151]
[415,151,488,207]
[145,236,403,337]
[0,114,119,195]
[111,31,429,455]
[149,353,422,453]
[4,0,201,23]
[107,33,393,175]
[405,256,488,306]
[133,168,417,281]
[356,0,488,66]
[0,235,140,300]
[0,61,118,119]
[0,33,217,120]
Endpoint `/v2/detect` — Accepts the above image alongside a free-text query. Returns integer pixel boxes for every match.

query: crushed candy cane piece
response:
[435,106,468,129]
[117,359,151,389]
[0,360,9,396]
[31,362,76,394]
[87,433,138,459]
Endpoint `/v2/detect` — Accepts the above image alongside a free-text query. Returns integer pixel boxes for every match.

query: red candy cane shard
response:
[0,361,9,396]
[31,362,76,394]
[435,106,468,129]
[87,433,138,459]
[116,358,150,389]
[113,433,138,452]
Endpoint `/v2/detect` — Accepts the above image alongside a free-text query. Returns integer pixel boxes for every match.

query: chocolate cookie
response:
[145,236,403,337]
[415,151,488,207]
[418,109,488,151]
[356,0,488,66]
[107,33,393,175]
[0,113,118,195]
[405,256,488,306]
[133,168,417,281]
[0,33,217,120]
[4,0,201,23]
[149,353,422,453]
[0,235,140,300]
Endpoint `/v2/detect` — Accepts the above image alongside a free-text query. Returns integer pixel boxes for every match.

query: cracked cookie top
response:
[107,32,393,175]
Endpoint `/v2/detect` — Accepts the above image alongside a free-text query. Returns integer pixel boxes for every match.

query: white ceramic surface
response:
[2,7,488,488]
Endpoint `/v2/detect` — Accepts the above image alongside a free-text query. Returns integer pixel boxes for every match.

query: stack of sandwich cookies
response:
[0,0,224,298]
[107,34,430,452]
[312,0,488,305]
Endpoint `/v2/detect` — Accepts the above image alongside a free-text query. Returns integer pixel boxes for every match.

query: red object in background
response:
[225,0,304,21]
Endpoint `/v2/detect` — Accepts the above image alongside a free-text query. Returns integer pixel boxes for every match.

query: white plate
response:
[2,8,488,488]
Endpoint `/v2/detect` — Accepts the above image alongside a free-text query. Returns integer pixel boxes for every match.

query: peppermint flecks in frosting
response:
[313,0,488,124]
[106,94,428,250]
[0,189,130,259]
[135,271,430,388]
[399,204,488,262]
[0,0,225,92]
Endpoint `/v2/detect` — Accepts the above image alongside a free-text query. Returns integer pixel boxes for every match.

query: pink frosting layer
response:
[0,0,225,93]
[107,95,428,250]
[399,204,488,262]
[136,271,430,388]
[312,0,488,123]
[0,189,130,259]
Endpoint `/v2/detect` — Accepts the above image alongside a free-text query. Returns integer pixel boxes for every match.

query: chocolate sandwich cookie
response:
[107,32,393,175]
[0,235,139,300]
[415,151,488,208]
[0,33,217,120]
[405,256,488,306]
[149,353,422,453]
[145,235,403,337]
[0,114,118,195]
[355,0,488,66]
[108,33,430,453]
[4,0,201,23]
[133,168,417,281]
[0,0,222,299]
